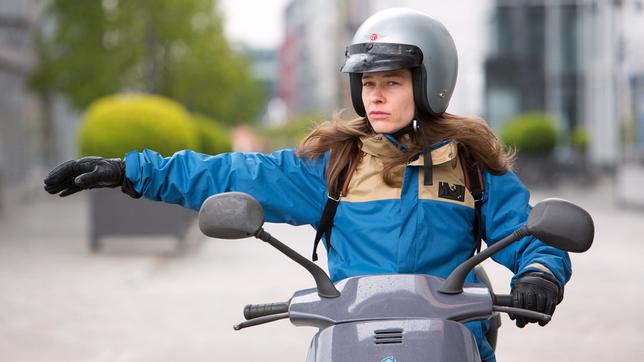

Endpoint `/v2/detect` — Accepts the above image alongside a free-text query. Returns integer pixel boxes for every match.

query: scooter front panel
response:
[306,319,481,362]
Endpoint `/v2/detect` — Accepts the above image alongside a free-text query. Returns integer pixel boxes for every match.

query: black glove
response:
[44,156,140,198]
[510,271,563,328]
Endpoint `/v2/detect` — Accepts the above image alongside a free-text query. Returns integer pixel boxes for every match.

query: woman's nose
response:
[370,86,385,103]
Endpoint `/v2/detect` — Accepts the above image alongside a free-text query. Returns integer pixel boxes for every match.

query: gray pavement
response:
[0,178,642,361]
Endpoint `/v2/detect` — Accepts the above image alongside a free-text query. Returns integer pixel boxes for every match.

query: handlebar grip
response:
[244,302,289,320]
[494,294,512,306]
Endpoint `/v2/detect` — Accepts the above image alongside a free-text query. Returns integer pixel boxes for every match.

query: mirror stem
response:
[439,226,530,295]
[255,228,341,298]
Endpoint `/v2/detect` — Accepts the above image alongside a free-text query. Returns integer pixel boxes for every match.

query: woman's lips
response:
[369,111,390,119]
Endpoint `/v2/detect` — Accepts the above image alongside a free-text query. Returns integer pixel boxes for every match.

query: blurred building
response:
[246,48,279,98]
[278,0,345,118]
[0,1,41,210]
[633,75,644,153]
[0,1,78,210]
[238,46,288,125]
[485,0,644,166]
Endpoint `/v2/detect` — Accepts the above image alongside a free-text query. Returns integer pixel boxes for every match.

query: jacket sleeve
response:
[480,169,572,288]
[123,148,329,226]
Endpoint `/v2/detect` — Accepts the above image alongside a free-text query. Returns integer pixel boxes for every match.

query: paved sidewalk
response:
[0,192,319,362]
[0,178,642,361]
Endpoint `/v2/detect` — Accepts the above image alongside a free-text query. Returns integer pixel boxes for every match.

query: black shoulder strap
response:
[312,167,347,261]
[467,163,484,254]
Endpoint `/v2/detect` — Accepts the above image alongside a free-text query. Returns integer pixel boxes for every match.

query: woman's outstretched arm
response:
[124,148,329,225]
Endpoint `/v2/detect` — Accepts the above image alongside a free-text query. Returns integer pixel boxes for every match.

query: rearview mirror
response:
[198,192,264,239]
[440,197,593,295]
[527,198,594,252]
[198,192,341,298]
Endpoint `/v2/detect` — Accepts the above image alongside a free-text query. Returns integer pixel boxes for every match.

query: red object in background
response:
[370,33,378,41]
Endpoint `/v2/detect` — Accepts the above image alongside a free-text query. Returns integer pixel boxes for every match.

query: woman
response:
[44,8,570,362]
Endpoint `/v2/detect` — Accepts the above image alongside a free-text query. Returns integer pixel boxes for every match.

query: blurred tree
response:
[258,113,324,151]
[30,0,265,125]
[192,114,232,154]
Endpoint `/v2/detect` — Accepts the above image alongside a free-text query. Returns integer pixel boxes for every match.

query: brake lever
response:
[492,293,552,322]
[233,312,290,331]
[492,306,551,323]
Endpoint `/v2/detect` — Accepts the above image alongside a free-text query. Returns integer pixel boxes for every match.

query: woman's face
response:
[361,69,415,134]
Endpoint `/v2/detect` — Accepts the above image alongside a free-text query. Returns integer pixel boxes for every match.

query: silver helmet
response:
[341,8,458,117]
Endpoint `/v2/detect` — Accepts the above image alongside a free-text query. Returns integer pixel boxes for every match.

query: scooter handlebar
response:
[494,294,512,307]
[244,302,290,320]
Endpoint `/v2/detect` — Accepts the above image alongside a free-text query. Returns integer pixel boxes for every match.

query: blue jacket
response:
[124,134,572,361]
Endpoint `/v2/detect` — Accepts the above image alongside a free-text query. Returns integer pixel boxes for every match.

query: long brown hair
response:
[297,112,515,196]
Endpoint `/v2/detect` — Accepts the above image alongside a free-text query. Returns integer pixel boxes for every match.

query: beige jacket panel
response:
[343,136,473,208]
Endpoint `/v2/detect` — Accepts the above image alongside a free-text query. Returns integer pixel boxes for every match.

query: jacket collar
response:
[360,134,458,166]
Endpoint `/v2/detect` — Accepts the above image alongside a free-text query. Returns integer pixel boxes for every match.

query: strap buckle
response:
[471,189,484,202]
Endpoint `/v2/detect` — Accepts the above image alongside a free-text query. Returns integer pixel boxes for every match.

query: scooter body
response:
[197,193,594,362]
[290,274,490,362]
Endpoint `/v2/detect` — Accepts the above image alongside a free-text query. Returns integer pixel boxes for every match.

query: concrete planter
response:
[89,189,196,251]
[563,150,595,187]
[513,153,557,188]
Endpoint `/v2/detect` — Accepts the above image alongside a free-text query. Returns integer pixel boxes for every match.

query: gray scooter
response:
[198,192,594,362]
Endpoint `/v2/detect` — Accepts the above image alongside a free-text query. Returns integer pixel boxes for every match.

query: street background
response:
[2,0,644,361]
[1,177,642,361]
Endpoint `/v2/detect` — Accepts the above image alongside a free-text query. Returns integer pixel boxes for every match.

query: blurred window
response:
[525,5,545,62]
[495,7,513,57]
[560,4,580,76]
[487,86,519,129]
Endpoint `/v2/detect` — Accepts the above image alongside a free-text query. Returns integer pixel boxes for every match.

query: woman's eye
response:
[387,81,399,86]
[362,82,374,88]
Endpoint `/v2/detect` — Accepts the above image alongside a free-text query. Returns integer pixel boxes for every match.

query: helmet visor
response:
[341,43,423,73]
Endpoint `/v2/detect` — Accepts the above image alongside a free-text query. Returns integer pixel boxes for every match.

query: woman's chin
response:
[368,119,409,135]
[369,122,391,134]
[371,124,402,134]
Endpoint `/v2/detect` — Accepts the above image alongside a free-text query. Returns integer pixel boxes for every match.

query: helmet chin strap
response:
[389,118,415,139]
[416,117,433,186]
[388,114,433,186]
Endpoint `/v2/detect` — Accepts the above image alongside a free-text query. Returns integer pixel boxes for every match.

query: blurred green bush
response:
[571,127,589,151]
[501,112,558,154]
[258,113,323,151]
[78,93,200,158]
[192,114,232,155]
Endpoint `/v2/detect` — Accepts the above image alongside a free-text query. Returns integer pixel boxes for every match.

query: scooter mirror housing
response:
[526,198,594,253]
[199,192,265,239]
[198,192,341,298]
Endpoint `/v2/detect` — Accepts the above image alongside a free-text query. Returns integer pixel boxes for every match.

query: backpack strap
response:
[312,158,359,261]
[463,159,485,254]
